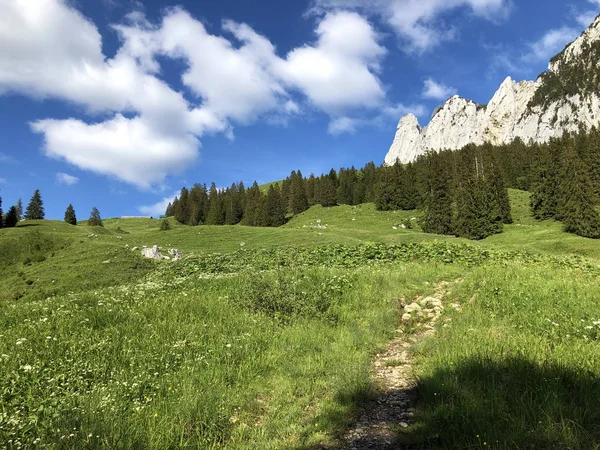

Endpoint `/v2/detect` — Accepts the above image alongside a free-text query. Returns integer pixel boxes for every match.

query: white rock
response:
[131,247,139,251]
[404,303,422,313]
[384,17,600,164]
[419,297,443,308]
[142,245,164,260]
[401,313,412,323]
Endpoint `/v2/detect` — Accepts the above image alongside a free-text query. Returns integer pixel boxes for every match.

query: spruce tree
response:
[530,140,561,220]
[487,155,513,224]
[242,182,264,226]
[421,152,454,235]
[25,189,44,220]
[88,207,103,227]
[290,170,309,214]
[319,176,338,207]
[558,143,600,238]
[362,162,378,203]
[64,204,77,225]
[175,187,189,224]
[4,206,18,228]
[265,185,286,227]
[206,183,224,225]
[306,175,316,206]
[165,202,174,217]
[16,198,23,221]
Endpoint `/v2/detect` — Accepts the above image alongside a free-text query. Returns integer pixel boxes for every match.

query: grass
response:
[1,190,600,448]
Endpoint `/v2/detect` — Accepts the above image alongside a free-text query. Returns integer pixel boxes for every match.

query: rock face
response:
[385,15,600,164]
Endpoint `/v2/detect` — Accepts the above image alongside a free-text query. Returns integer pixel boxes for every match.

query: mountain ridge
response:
[385,15,600,165]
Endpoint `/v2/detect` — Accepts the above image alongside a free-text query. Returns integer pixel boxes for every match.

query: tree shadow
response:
[298,356,600,449]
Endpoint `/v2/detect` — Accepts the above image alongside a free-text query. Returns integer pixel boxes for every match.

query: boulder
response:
[142,245,164,260]
[404,303,422,313]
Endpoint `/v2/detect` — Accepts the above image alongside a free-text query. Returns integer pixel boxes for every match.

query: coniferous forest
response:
[166,127,600,241]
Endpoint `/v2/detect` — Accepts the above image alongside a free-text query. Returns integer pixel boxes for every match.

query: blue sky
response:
[1,0,599,219]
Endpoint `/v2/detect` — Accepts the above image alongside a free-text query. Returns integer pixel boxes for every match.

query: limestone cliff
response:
[385,15,600,165]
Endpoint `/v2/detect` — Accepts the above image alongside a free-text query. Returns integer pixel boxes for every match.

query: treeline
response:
[168,126,600,241]
[0,189,104,228]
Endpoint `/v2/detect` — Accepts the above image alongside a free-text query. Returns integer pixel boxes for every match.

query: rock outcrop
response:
[141,246,181,261]
[385,15,600,164]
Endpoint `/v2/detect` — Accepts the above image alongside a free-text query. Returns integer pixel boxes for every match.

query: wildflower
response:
[226,344,232,348]
[22,365,33,372]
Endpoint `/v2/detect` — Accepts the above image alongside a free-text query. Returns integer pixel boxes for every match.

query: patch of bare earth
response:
[342,280,462,450]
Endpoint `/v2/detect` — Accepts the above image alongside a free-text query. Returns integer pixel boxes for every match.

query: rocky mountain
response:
[385,15,600,165]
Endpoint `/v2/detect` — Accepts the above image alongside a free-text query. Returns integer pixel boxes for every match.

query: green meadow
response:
[1,190,600,449]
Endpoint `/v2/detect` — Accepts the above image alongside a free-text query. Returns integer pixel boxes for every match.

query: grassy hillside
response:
[1,190,600,448]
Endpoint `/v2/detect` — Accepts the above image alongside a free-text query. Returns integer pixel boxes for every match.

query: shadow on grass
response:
[15,223,41,228]
[300,356,600,449]
[400,356,600,449]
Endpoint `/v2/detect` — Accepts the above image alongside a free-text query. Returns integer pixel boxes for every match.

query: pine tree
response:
[4,206,18,228]
[25,189,44,220]
[64,204,77,225]
[16,198,23,221]
[87,207,103,227]
[265,185,286,227]
[421,152,454,235]
[558,143,600,238]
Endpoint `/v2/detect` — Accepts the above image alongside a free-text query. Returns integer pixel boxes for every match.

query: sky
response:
[1,0,599,219]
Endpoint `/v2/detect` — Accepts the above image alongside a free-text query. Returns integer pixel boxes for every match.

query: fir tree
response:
[306,175,316,206]
[64,204,77,225]
[160,219,171,231]
[25,189,44,220]
[362,162,378,203]
[4,206,18,228]
[242,182,264,226]
[87,207,103,227]
[165,202,174,217]
[558,143,600,238]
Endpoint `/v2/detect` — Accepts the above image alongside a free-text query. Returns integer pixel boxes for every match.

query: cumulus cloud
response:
[576,0,600,27]
[422,78,457,100]
[138,190,180,216]
[1,0,396,184]
[56,172,79,185]
[311,0,511,52]
[33,115,199,190]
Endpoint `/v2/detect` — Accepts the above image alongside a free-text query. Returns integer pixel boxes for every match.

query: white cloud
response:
[526,26,580,62]
[328,117,361,135]
[1,1,397,186]
[311,0,511,52]
[422,78,457,100]
[575,0,600,27]
[138,190,180,216]
[382,103,428,118]
[56,172,79,185]
[33,115,198,190]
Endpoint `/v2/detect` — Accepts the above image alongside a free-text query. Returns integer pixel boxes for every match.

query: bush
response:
[160,219,171,231]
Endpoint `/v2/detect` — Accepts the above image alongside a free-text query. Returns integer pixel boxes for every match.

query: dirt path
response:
[342,281,459,450]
